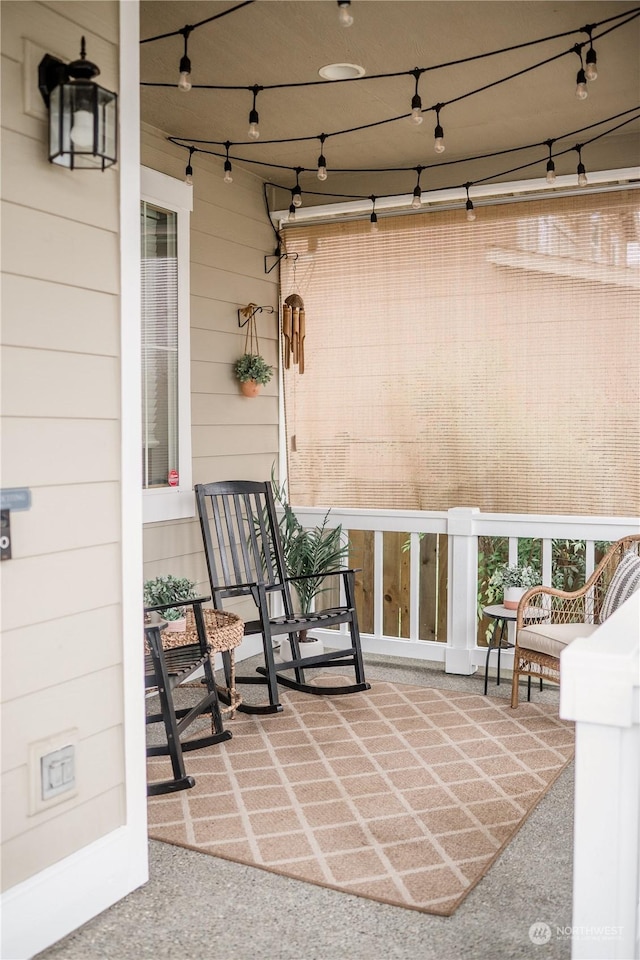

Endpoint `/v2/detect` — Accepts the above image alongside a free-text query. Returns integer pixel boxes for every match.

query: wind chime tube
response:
[299,309,306,373]
[292,307,300,366]
[282,304,292,368]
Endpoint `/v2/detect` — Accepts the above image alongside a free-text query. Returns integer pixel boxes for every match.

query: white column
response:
[560,592,640,960]
[445,507,479,674]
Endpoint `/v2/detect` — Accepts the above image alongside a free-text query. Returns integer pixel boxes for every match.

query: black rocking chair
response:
[144,596,232,795]
[195,480,371,714]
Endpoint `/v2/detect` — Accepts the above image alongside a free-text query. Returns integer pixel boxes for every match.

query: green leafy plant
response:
[271,470,350,627]
[143,574,198,621]
[233,353,274,385]
[489,563,540,591]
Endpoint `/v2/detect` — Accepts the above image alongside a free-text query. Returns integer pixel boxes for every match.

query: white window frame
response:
[140,166,193,523]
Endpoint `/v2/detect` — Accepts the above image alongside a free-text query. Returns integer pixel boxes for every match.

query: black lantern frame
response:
[38,38,117,170]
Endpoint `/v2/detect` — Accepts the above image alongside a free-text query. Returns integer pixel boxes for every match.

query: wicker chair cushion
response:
[517,622,599,659]
[599,550,640,623]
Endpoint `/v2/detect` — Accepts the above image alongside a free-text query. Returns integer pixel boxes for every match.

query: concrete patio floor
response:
[36,655,573,960]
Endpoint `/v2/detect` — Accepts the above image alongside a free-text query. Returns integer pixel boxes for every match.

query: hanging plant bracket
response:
[237,304,275,328]
[264,251,298,275]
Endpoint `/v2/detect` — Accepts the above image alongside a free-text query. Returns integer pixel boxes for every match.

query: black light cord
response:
[168,105,640,178]
[159,14,639,152]
[141,7,639,85]
[140,1,255,44]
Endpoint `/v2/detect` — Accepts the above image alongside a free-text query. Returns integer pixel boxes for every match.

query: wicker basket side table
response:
[168,608,244,718]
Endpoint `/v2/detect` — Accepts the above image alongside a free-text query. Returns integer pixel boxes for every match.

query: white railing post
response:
[560,592,640,960]
[445,507,480,674]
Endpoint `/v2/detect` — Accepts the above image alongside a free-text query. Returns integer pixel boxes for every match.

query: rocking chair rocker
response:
[195,479,371,714]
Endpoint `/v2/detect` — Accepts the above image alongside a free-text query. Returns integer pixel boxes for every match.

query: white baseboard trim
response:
[1,826,148,960]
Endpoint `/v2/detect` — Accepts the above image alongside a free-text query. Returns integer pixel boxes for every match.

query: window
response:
[141,167,193,523]
[280,189,640,516]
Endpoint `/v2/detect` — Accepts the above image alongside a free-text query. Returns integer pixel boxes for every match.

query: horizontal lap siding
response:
[0,0,124,893]
[141,125,279,593]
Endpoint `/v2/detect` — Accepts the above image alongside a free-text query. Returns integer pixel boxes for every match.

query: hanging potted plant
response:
[234,353,274,397]
[489,563,540,609]
[234,306,274,397]
[143,574,198,632]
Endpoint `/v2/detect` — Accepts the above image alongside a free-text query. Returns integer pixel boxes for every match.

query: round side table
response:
[482,604,546,698]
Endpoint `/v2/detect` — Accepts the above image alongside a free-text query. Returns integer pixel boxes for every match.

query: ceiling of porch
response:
[139,1,640,206]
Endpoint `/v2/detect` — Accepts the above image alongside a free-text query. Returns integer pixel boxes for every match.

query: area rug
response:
[147,680,573,916]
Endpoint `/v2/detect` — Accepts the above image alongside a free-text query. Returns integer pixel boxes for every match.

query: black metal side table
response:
[482,604,516,695]
[482,604,547,698]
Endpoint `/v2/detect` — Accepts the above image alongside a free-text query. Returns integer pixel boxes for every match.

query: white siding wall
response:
[1,5,148,957]
[141,124,280,594]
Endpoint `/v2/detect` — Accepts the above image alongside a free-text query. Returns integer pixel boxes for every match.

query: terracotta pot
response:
[240,380,261,397]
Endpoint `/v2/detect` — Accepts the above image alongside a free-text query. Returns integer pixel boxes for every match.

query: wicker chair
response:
[510,534,640,708]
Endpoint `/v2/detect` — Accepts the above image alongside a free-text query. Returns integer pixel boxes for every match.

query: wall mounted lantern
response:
[38,37,117,170]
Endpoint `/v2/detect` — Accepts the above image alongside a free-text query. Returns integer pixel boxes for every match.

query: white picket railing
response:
[290,504,640,675]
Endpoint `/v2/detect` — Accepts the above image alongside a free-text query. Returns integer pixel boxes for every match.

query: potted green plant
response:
[271,471,350,658]
[489,563,540,609]
[234,353,274,397]
[143,574,198,632]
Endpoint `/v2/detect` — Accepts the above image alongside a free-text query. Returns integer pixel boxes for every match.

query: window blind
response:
[141,202,179,489]
[280,190,640,516]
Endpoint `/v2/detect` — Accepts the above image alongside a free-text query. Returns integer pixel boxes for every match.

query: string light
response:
[337,0,353,27]
[575,143,588,186]
[178,27,192,91]
[464,183,476,222]
[574,45,588,100]
[584,26,598,80]
[411,167,423,209]
[223,141,233,183]
[317,134,328,180]
[369,195,378,233]
[292,167,303,206]
[248,85,261,140]
[409,69,423,125]
[433,103,445,153]
[288,202,296,221]
[545,138,556,184]
[185,146,195,185]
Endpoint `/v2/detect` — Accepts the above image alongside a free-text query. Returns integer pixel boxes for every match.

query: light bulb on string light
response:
[576,145,588,186]
[178,27,192,91]
[573,45,588,99]
[288,203,296,222]
[317,134,328,180]
[247,85,261,140]
[223,143,233,183]
[409,70,423,125]
[369,196,378,234]
[337,0,353,27]
[584,26,598,80]
[464,183,476,222]
[292,168,303,207]
[185,147,195,185]
[545,139,556,184]
[411,167,423,209]
[433,104,445,153]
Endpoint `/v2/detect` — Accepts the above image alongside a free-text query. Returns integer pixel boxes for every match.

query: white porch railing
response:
[560,591,640,960]
[290,504,640,675]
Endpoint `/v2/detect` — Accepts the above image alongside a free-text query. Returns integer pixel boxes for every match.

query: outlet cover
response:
[29,729,79,815]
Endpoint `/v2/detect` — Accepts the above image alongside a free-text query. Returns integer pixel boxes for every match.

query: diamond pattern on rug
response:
[147,681,573,916]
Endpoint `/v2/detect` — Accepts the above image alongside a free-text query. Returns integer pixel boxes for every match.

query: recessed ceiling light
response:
[318,62,366,81]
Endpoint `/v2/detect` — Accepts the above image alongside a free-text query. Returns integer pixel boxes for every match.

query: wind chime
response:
[282,293,306,373]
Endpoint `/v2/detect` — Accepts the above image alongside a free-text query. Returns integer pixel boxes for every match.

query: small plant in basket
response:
[143,574,198,628]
